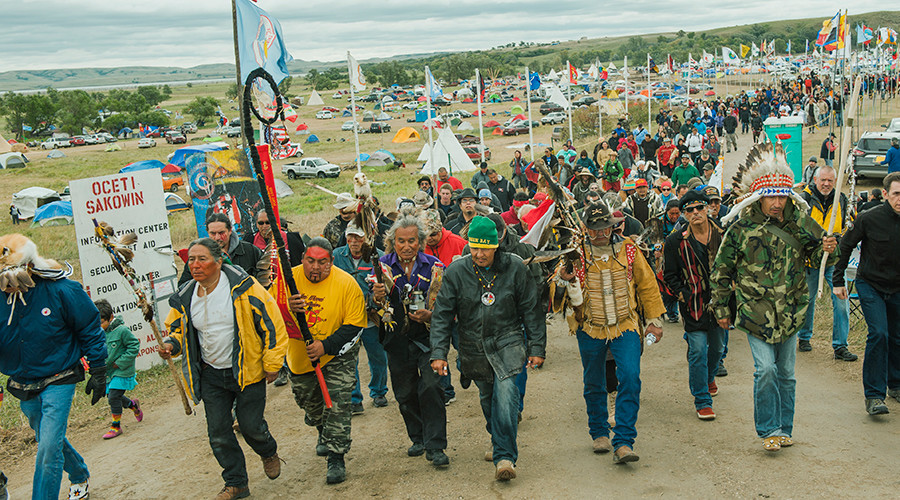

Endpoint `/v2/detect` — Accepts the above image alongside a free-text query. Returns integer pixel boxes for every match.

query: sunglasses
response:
[661,188,671,192]
[684,204,707,213]
[257,220,270,225]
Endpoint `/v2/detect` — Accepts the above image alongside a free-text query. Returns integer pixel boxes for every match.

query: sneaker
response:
[866,398,890,415]
[592,436,612,454]
[888,388,900,403]
[708,381,718,397]
[798,339,812,352]
[351,402,365,415]
[273,367,289,387]
[495,460,516,481]
[103,426,122,439]
[261,453,282,479]
[666,315,679,324]
[372,396,388,408]
[131,399,143,422]
[407,442,425,457]
[613,446,639,464]
[834,347,858,362]
[427,449,449,466]
[316,426,328,457]
[214,486,250,500]
[697,407,716,420]
[444,395,456,406]
[68,481,89,500]
[326,452,346,484]
[716,361,728,377]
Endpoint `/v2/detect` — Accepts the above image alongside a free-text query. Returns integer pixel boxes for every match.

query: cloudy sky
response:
[1,1,886,73]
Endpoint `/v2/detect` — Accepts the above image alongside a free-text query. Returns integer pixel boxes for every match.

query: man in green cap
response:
[431,216,546,482]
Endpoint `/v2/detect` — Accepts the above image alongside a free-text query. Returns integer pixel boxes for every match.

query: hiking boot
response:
[592,436,612,454]
[798,339,812,352]
[131,399,143,422]
[68,481,89,500]
[834,347,858,362]
[888,388,900,403]
[708,381,718,397]
[373,396,388,408]
[427,449,449,466]
[351,402,365,415]
[697,407,716,420]
[103,425,122,439]
[214,485,249,500]
[273,367,289,387]
[316,426,328,457]
[495,460,516,481]
[866,399,890,415]
[716,360,728,377]
[326,452,346,484]
[261,453,282,480]
[613,446,639,464]
[407,442,425,457]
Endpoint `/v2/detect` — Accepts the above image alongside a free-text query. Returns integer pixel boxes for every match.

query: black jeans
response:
[385,341,447,451]
[200,365,277,487]
[107,388,133,415]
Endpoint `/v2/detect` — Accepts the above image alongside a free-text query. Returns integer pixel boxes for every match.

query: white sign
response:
[71,169,179,370]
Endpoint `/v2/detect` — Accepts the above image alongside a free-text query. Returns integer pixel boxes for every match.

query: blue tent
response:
[356,153,371,162]
[306,134,320,143]
[32,200,73,227]
[375,149,396,161]
[119,159,166,173]
[342,109,352,117]
[169,143,229,167]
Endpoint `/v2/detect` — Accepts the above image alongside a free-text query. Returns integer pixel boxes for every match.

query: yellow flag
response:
[740,44,751,58]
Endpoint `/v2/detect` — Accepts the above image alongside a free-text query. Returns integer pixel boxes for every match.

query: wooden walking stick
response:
[92,219,194,415]
[817,75,862,300]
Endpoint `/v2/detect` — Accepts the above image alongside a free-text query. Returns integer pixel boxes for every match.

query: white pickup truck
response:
[41,138,71,149]
[281,157,340,179]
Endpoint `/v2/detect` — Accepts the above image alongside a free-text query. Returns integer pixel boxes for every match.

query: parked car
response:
[431,98,451,107]
[851,131,900,178]
[883,118,900,133]
[281,157,341,179]
[455,134,480,145]
[402,102,419,110]
[456,109,473,118]
[221,126,241,137]
[539,102,563,115]
[69,136,86,146]
[180,122,198,134]
[145,129,162,138]
[321,106,340,113]
[166,133,187,144]
[41,138,71,149]
[573,96,597,106]
[364,122,391,133]
[316,110,334,119]
[341,120,360,131]
[137,138,157,148]
[502,123,529,136]
[99,133,117,143]
[83,135,102,145]
[463,145,491,161]
[541,112,567,125]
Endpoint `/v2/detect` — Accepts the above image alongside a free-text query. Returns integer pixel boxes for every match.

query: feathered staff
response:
[91,219,193,415]
[242,68,332,407]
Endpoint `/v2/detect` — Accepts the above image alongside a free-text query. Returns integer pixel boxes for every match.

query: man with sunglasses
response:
[664,190,727,421]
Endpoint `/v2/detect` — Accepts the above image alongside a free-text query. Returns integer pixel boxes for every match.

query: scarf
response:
[676,221,722,321]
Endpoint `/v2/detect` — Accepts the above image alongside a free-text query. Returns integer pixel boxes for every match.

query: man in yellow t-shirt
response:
[287,237,367,485]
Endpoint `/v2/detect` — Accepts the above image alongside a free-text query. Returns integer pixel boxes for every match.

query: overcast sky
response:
[1,1,887,73]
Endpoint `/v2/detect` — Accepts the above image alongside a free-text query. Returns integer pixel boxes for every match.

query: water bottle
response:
[645,333,657,346]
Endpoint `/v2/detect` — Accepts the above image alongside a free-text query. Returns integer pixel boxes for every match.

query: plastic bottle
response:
[645,333,657,346]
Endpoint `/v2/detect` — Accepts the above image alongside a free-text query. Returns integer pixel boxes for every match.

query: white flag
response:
[701,51,714,66]
[722,47,739,65]
[751,43,760,57]
[348,52,366,92]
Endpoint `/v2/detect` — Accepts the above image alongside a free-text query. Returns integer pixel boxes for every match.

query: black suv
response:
[539,102,563,115]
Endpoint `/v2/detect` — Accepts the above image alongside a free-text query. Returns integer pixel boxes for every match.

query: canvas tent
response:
[457,121,474,131]
[105,143,122,152]
[545,84,570,109]
[273,178,293,198]
[168,142,228,167]
[392,127,420,143]
[375,112,391,121]
[119,159,165,173]
[306,90,325,106]
[12,186,61,219]
[47,150,66,159]
[164,193,190,213]
[31,200,73,227]
[0,152,27,169]
[418,128,476,175]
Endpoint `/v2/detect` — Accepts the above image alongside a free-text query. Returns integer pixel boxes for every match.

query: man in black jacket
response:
[723,111,738,153]
[487,169,515,211]
[663,190,726,421]
[431,216,546,482]
[834,172,900,415]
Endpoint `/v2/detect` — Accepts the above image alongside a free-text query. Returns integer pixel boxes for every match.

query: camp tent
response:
[12,186,61,219]
[342,109,352,117]
[306,134,320,143]
[364,151,393,167]
[456,88,474,99]
[484,120,501,128]
[0,133,11,153]
[307,90,325,106]
[168,142,229,167]
[164,193,190,213]
[105,143,122,152]
[392,127,420,143]
[510,105,524,114]
[418,128,476,175]
[273,178,293,198]
[457,121,474,131]
[47,150,66,159]
[0,152,27,169]
[119,159,165,173]
[375,112,391,121]
[361,111,375,122]
[545,84,570,109]
[31,200,73,227]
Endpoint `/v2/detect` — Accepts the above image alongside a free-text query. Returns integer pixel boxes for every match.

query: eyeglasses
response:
[257,220,270,225]
[661,188,671,192]
[684,205,707,213]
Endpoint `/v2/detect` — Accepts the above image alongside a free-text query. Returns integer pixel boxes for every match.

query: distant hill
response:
[1,10,897,92]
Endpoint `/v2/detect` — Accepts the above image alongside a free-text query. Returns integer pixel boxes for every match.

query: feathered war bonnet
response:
[720,142,808,224]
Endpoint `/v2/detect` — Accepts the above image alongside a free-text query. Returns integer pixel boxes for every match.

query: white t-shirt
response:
[191,276,235,369]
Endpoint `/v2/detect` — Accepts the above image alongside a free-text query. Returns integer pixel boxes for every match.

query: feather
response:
[117,232,138,247]
[16,270,35,289]
[114,248,134,264]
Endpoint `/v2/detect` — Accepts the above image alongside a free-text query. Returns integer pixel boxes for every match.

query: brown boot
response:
[495,460,516,481]
[592,436,612,454]
[214,485,249,500]
[262,453,282,479]
[613,446,639,464]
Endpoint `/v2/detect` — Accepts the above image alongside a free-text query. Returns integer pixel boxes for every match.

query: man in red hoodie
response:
[421,209,466,266]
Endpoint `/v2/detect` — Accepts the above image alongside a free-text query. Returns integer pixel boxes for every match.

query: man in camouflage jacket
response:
[711,196,836,451]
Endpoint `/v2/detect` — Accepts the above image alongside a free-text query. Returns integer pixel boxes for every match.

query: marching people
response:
[178,213,268,287]
[834,172,900,415]
[560,202,666,464]
[711,143,837,452]
[161,238,287,499]
[285,238,367,484]
[663,191,727,420]
[94,299,143,439]
[372,216,450,467]
[431,216,546,481]
[0,235,107,500]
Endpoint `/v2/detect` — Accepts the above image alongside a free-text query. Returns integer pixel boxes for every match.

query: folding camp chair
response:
[847,279,864,330]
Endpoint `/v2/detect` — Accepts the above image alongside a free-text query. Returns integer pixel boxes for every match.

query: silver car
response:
[851,131,900,178]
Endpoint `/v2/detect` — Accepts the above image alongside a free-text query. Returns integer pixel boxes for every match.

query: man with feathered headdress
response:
[711,143,838,453]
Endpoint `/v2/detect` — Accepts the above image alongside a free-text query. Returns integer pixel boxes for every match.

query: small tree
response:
[184,96,218,127]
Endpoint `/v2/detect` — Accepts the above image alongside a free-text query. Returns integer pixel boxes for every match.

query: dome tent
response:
[31,200,73,227]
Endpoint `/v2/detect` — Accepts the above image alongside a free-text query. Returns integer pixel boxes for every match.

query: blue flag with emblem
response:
[235,0,293,84]
[529,72,541,91]
[425,67,443,99]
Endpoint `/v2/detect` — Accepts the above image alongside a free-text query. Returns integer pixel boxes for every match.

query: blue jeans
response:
[746,333,797,438]
[663,294,679,321]
[19,383,90,500]
[798,266,849,349]
[352,326,388,404]
[684,327,726,410]
[514,361,528,413]
[474,372,520,465]
[576,329,641,450]
[855,277,900,399]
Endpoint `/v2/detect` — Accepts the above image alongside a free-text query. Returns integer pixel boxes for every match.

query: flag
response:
[836,12,847,50]
[760,40,766,54]
[347,52,366,92]
[880,28,899,45]
[529,71,541,91]
[648,56,659,73]
[806,39,809,53]
[568,62,578,84]
[740,44,751,58]
[786,40,791,54]
[815,11,841,48]
[857,24,874,45]
[722,47,739,65]
[667,54,674,72]
[479,71,486,100]
[751,42,760,57]
[701,50,714,65]
[598,62,608,80]
[235,0,293,84]
[425,66,442,99]
[766,39,776,56]
[520,199,555,248]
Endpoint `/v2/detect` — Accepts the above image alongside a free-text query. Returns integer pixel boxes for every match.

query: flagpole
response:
[231,0,248,150]
[525,66,535,164]
[597,60,603,139]
[624,55,629,116]
[348,52,362,173]
[647,53,652,132]
[686,53,691,103]
[566,60,574,148]
[425,65,436,188]
[476,68,485,163]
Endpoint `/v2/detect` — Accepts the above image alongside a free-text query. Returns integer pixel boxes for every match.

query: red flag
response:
[569,64,579,84]
[667,55,674,72]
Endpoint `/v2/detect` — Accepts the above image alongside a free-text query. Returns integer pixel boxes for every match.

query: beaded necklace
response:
[473,262,496,306]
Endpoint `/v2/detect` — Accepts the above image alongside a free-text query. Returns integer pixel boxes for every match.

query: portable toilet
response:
[763,116,803,180]
[415,109,436,123]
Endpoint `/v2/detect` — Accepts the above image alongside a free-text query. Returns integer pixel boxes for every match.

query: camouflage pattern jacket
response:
[711,200,831,344]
